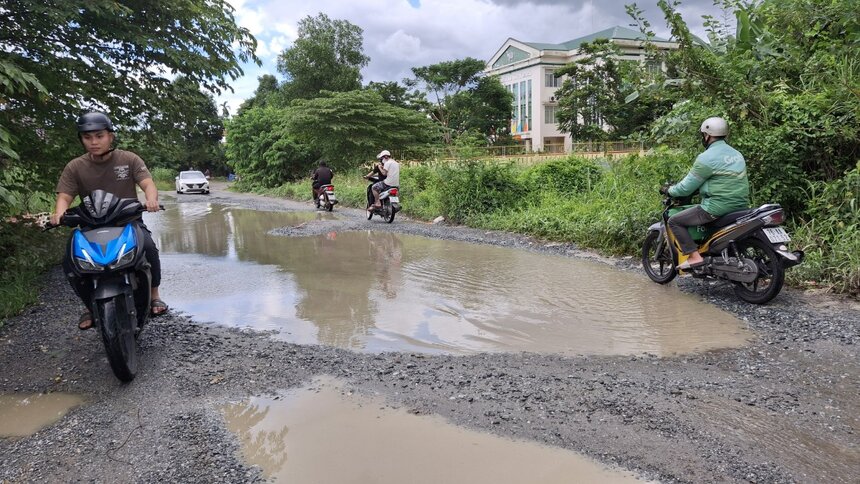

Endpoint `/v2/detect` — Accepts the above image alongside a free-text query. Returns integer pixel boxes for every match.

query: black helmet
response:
[76,112,114,133]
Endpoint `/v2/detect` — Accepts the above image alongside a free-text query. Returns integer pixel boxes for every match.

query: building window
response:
[545,69,559,88]
[507,80,532,133]
[544,105,558,124]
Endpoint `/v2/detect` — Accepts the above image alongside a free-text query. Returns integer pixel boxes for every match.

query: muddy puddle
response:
[146,203,751,356]
[222,377,652,483]
[0,393,83,438]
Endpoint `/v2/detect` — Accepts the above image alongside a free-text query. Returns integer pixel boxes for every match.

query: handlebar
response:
[44,204,165,231]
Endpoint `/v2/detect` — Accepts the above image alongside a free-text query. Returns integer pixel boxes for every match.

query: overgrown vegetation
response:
[0,220,67,325]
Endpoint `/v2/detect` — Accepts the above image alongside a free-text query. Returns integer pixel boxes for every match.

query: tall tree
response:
[285,90,438,169]
[555,39,674,141]
[365,81,424,110]
[225,107,315,187]
[124,77,227,173]
[409,57,511,144]
[0,0,257,211]
[277,13,369,100]
[238,74,285,114]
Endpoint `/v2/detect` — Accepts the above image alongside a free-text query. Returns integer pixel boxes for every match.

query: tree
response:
[555,39,675,141]
[409,57,512,144]
[225,107,315,187]
[277,13,369,100]
[124,77,227,173]
[238,74,285,114]
[285,90,438,169]
[365,81,424,110]
[0,0,257,211]
[632,0,860,212]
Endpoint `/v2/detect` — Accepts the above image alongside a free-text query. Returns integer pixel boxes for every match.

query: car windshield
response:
[180,171,206,180]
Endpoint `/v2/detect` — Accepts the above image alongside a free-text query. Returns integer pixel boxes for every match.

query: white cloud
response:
[378,30,422,62]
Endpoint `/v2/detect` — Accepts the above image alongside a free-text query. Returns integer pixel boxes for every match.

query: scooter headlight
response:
[75,249,103,271]
[110,247,136,269]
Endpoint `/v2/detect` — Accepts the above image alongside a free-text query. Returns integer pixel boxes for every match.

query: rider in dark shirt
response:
[311,160,334,206]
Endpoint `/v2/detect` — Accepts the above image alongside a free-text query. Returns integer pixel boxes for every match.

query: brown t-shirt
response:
[56,149,152,200]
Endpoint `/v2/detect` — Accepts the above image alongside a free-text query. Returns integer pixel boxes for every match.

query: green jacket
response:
[669,140,750,216]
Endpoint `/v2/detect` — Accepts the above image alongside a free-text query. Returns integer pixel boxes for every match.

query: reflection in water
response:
[146,203,751,356]
[0,393,84,437]
[222,377,650,484]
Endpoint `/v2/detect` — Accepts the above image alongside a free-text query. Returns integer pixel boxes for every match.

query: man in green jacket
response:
[663,117,750,271]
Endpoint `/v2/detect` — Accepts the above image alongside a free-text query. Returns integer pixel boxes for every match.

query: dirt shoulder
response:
[1,185,857,483]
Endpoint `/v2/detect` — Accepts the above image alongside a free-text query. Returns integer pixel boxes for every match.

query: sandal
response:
[78,311,93,330]
[150,298,169,316]
[677,260,706,271]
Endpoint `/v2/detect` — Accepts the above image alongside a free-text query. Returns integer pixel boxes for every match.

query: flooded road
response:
[147,202,750,356]
[222,377,651,483]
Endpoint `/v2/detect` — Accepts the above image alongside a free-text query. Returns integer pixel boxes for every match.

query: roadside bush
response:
[435,160,525,223]
[0,220,67,324]
[519,156,602,195]
[479,154,663,254]
[150,167,177,191]
[787,163,860,295]
[401,164,443,219]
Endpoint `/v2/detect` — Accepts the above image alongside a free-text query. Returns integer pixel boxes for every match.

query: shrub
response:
[787,163,860,294]
[519,156,602,195]
[435,160,525,223]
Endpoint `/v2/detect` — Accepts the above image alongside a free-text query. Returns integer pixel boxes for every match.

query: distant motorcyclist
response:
[311,160,333,207]
[368,150,399,211]
[662,117,750,271]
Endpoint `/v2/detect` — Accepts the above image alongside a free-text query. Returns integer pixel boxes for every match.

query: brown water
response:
[146,203,751,356]
[222,376,652,483]
[0,393,84,437]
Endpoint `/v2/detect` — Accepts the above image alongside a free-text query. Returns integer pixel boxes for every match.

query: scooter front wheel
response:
[96,295,138,382]
[642,230,676,284]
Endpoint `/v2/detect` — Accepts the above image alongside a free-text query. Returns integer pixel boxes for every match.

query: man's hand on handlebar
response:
[659,183,671,196]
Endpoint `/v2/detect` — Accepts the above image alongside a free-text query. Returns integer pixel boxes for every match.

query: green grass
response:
[0,219,68,326]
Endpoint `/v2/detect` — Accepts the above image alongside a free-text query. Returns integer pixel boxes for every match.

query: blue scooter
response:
[50,190,162,382]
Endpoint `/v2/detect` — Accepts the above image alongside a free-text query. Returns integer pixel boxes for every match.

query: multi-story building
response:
[485,26,678,153]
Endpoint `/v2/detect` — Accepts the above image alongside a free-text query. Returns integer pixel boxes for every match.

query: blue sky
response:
[219,0,717,114]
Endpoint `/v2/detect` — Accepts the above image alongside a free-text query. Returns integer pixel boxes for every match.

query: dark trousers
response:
[63,222,161,307]
[668,206,717,255]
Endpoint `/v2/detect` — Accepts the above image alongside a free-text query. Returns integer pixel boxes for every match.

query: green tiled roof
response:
[522,26,670,52]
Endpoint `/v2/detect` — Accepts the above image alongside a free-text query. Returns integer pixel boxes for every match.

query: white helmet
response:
[376,150,391,160]
[700,117,729,137]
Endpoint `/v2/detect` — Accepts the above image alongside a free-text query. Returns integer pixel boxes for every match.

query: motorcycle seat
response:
[709,209,754,229]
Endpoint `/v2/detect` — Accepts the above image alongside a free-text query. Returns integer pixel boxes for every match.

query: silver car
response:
[175,170,210,194]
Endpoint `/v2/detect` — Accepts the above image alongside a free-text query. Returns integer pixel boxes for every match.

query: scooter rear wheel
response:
[96,295,138,382]
[642,229,676,284]
[384,202,395,223]
[732,237,784,304]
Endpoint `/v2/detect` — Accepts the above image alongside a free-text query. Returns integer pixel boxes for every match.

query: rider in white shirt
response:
[369,150,399,209]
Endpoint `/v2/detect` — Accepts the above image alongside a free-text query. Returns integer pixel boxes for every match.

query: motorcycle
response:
[642,192,804,304]
[48,190,163,381]
[364,175,400,223]
[315,184,337,211]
